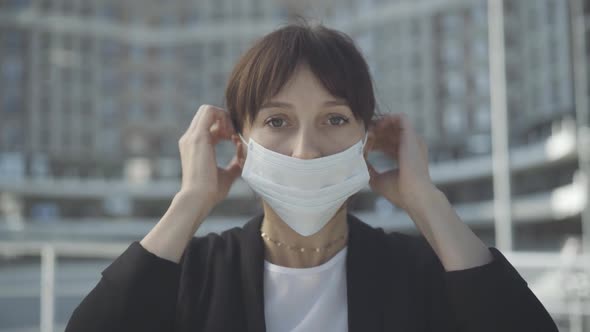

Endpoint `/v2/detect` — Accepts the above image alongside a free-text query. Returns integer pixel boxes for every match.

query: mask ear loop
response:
[238,134,249,146]
[361,131,369,150]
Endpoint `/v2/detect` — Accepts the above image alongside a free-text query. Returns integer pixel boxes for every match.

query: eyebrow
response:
[260,99,349,109]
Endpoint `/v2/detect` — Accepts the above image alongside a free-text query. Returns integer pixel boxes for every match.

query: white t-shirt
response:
[263,247,348,332]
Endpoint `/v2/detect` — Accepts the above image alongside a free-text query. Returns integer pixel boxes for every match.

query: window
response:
[184,46,203,65]
[2,94,22,113]
[62,0,74,14]
[211,0,224,19]
[130,46,144,61]
[445,71,466,98]
[5,31,24,49]
[5,0,32,10]
[101,69,121,92]
[1,57,23,80]
[161,13,177,27]
[101,40,123,59]
[442,39,462,66]
[80,0,94,16]
[82,133,93,147]
[473,39,487,58]
[475,104,490,130]
[164,46,176,59]
[129,102,144,121]
[443,104,465,134]
[130,72,143,90]
[101,100,117,126]
[3,125,23,147]
[99,129,120,152]
[408,20,421,40]
[442,13,462,31]
[97,2,121,21]
[161,102,173,118]
[471,3,486,23]
[211,42,224,58]
[475,72,489,94]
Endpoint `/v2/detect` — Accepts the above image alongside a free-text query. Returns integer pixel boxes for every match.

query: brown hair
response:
[224,21,376,134]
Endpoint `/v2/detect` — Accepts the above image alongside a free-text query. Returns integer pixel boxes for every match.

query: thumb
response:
[367,163,380,184]
[218,155,241,192]
[368,164,400,198]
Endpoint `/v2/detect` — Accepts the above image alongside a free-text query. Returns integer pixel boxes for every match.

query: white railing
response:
[0,242,128,332]
[0,241,589,332]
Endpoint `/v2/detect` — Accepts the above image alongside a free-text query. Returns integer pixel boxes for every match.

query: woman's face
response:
[239,64,367,160]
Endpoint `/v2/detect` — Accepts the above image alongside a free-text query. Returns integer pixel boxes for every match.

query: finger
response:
[375,115,403,131]
[193,107,235,144]
[218,155,242,188]
[187,105,205,132]
[209,120,223,145]
[372,131,401,150]
[371,130,401,154]
[218,111,236,137]
[386,113,409,126]
[417,137,429,162]
[417,137,426,151]
[367,163,381,190]
[210,120,235,145]
[225,154,242,174]
[382,115,424,151]
[378,114,417,138]
[188,104,224,132]
[193,105,228,134]
[367,162,379,178]
[369,167,400,196]
[373,120,404,146]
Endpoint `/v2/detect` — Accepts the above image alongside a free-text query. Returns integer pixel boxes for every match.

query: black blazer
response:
[65,213,558,332]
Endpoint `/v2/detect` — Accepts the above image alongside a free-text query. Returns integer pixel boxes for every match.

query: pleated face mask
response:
[239,133,370,236]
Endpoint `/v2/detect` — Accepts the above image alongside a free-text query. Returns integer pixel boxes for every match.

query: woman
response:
[66,23,558,332]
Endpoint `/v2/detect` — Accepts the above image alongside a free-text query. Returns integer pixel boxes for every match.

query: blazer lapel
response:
[346,213,386,331]
[239,214,267,332]
[237,213,412,332]
[346,213,411,332]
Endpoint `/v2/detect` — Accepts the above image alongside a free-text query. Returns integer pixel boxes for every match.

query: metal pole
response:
[40,245,55,332]
[568,1,590,329]
[569,0,590,255]
[488,0,513,251]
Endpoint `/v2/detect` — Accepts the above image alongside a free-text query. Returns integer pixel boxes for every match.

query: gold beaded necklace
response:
[260,231,348,253]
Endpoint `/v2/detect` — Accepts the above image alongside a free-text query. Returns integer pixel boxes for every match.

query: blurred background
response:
[0,0,589,331]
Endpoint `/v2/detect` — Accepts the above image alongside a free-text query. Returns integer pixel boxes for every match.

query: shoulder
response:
[373,230,449,290]
[355,219,443,275]
[350,214,435,261]
[181,225,245,266]
[178,214,264,268]
[382,231,433,257]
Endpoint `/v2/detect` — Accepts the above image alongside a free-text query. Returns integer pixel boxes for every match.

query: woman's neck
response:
[260,203,349,268]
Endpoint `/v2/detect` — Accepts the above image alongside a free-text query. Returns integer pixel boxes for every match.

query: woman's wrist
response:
[175,189,216,212]
[140,190,214,263]
[400,182,441,214]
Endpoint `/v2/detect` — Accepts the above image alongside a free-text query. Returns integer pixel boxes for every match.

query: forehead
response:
[261,65,348,107]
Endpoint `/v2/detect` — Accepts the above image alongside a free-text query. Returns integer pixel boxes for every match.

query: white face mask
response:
[239,132,370,236]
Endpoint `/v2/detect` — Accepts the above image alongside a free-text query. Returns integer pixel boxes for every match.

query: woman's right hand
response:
[178,104,242,209]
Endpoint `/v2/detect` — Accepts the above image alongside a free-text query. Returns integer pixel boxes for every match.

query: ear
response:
[363,129,375,159]
[231,134,247,168]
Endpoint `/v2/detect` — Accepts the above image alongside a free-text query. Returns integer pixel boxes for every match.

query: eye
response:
[264,117,287,128]
[328,115,350,126]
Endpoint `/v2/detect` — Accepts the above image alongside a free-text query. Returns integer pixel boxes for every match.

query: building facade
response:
[0,0,586,253]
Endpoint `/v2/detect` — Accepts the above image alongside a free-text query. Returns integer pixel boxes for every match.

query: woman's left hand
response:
[367,114,495,270]
[367,113,437,212]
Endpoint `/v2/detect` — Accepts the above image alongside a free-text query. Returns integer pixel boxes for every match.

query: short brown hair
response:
[225,22,376,134]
